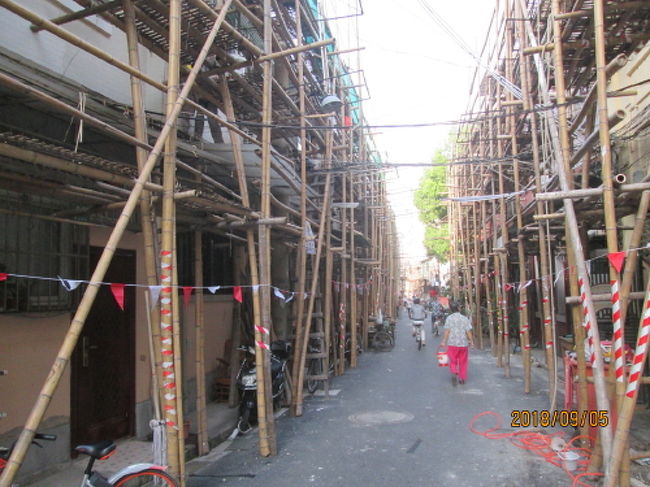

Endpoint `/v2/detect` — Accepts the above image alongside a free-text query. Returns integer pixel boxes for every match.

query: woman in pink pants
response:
[440,302,474,386]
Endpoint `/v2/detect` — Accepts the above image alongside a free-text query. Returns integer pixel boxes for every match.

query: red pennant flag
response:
[110,283,126,310]
[0,273,7,281]
[504,283,513,292]
[233,286,243,303]
[608,251,625,273]
[183,286,193,306]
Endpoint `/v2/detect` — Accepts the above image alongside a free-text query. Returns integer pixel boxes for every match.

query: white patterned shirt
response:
[444,312,472,347]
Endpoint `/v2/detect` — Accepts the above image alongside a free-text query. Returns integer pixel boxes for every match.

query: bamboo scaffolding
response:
[505,13,531,390]
[0,3,233,483]
[516,3,556,404]
[551,0,613,464]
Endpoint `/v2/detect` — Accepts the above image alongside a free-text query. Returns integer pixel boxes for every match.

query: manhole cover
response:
[348,410,414,426]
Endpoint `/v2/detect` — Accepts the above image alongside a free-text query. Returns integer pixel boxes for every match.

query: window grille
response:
[0,196,88,313]
[177,232,234,294]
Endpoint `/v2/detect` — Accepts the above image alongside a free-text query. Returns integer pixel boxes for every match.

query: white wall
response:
[0,0,166,111]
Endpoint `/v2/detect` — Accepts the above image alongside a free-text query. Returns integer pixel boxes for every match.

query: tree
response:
[414,150,450,261]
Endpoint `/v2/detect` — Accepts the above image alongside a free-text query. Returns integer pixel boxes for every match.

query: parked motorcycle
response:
[236,340,291,434]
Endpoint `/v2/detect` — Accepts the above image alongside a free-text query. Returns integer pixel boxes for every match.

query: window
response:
[0,212,88,313]
[177,232,234,294]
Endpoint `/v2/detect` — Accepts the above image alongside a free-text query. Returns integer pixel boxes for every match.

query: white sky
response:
[323,0,496,265]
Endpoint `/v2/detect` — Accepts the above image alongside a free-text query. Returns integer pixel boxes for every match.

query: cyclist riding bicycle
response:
[409,298,427,347]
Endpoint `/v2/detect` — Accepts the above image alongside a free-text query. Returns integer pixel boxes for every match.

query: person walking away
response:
[440,301,473,386]
[430,295,445,336]
[409,298,427,346]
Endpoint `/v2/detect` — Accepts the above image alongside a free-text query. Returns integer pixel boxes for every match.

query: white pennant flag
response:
[518,280,533,292]
[554,269,564,286]
[285,293,295,303]
[252,285,260,292]
[149,285,163,310]
[58,276,82,291]
[207,286,221,294]
[303,293,309,300]
[273,287,285,301]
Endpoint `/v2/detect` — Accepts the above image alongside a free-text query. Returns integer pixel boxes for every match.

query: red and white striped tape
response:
[256,340,270,350]
[610,280,625,382]
[578,278,595,365]
[625,293,650,399]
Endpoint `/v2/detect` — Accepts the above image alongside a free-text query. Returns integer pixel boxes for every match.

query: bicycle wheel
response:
[372,331,394,351]
[113,468,178,487]
[306,358,321,393]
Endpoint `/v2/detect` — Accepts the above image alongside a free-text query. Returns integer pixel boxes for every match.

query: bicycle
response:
[413,320,425,351]
[1,434,178,487]
[370,320,394,351]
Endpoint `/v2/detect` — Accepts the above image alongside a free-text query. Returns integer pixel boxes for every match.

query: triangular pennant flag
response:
[58,276,82,291]
[207,286,220,294]
[285,293,294,303]
[273,287,285,301]
[149,285,163,310]
[252,285,260,292]
[0,273,7,281]
[233,286,243,303]
[504,283,513,292]
[518,280,533,292]
[183,286,193,306]
[608,251,625,273]
[303,292,309,300]
[110,283,126,310]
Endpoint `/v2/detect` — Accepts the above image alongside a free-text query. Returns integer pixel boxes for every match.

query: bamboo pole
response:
[218,70,272,452]
[0,3,233,483]
[323,204,333,396]
[171,227,186,484]
[123,0,165,443]
[248,0,277,456]
[160,0,184,478]
[590,0,629,482]
[194,231,208,456]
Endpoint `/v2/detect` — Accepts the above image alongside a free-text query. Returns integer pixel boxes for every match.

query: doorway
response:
[71,247,135,449]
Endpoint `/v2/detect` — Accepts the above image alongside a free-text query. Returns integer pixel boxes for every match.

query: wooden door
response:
[71,247,135,449]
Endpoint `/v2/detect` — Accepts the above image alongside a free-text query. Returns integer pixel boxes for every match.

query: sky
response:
[322,0,496,265]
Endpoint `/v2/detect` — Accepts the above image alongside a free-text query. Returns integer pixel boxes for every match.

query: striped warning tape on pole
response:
[625,290,650,399]
[578,278,595,365]
[610,280,625,382]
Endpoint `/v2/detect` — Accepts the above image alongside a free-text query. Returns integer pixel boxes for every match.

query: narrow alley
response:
[187,308,569,487]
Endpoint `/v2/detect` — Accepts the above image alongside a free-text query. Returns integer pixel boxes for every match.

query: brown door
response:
[71,247,135,449]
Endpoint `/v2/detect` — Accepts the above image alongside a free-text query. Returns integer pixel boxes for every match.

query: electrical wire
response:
[235,99,581,131]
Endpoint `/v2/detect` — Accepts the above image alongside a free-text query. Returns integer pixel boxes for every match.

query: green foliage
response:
[414,150,450,261]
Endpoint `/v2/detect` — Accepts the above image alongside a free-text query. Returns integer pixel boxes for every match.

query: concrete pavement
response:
[187,309,572,487]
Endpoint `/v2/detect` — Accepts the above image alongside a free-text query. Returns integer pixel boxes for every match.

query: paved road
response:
[188,309,572,487]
